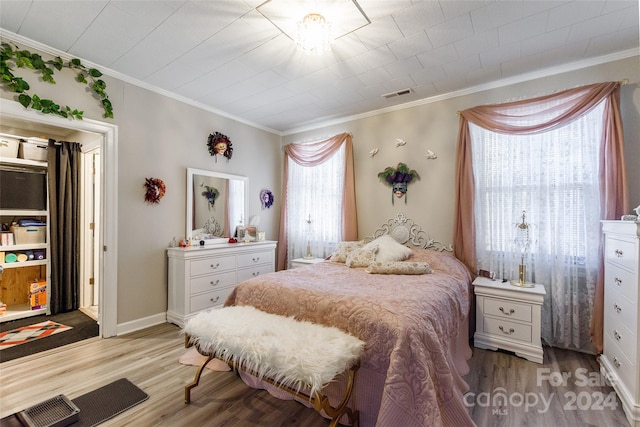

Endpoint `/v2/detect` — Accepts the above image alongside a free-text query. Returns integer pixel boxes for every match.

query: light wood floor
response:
[0,323,632,426]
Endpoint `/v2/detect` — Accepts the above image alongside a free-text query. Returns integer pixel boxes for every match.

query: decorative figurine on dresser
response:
[600,220,640,427]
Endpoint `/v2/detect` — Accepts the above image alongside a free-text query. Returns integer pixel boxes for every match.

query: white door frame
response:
[0,100,118,337]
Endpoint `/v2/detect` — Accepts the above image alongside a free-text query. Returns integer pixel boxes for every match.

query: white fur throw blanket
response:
[184,305,365,396]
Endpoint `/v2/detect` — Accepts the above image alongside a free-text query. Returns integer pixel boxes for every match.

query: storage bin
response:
[0,135,20,159]
[10,225,46,244]
[19,139,48,161]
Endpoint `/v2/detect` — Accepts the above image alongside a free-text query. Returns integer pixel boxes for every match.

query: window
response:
[470,100,605,352]
[286,144,345,263]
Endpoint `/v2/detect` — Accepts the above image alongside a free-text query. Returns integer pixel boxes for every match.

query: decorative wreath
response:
[260,189,274,209]
[207,131,233,161]
[144,177,166,204]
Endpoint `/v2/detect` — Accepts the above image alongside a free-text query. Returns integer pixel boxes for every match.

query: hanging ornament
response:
[260,189,274,209]
[377,162,420,205]
[207,131,233,162]
[144,177,166,204]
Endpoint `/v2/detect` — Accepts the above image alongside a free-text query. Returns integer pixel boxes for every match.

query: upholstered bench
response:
[183,305,364,427]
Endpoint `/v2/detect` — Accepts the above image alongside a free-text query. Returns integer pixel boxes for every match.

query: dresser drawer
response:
[483,298,532,323]
[605,287,638,333]
[191,255,236,276]
[191,270,237,295]
[605,264,638,303]
[190,288,234,312]
[237,265,273,282]
[605,314,637,363]
[483,317,532,343]
[606,236,638,272]
[604,336,637,397]
[237,250,273,268]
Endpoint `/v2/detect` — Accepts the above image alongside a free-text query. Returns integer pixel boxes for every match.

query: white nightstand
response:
[473,276,546,364]
[290,257,325,268]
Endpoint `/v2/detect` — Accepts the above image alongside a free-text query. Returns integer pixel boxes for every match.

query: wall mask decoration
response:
[207,131,233,162]
[260,189,274,209]
[378,162,420,205]
[144,177,166,204]
[201,185,220,209]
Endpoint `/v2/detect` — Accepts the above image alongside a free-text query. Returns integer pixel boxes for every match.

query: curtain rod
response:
[455,79,629,116]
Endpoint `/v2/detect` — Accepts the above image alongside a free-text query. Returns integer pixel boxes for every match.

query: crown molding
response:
[0,29,282,136]
[282,48,638,135]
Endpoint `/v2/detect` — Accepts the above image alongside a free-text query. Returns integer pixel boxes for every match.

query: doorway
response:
[80,146,101,321]
[0,100,118,337]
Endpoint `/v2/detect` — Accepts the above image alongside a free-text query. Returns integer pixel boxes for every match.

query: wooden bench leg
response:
[314,362,360,427]
[184,354,214,404]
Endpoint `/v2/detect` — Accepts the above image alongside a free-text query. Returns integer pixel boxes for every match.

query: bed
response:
[217,213,474,427]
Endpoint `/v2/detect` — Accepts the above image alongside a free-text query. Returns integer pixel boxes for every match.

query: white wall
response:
[283,57,640,245]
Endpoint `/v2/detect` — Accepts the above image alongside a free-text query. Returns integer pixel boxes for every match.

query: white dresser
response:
[601,220,640,427]
[473,276,546,364]
[167,241,277,327]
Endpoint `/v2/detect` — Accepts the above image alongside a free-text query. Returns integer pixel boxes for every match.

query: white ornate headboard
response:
[366,213,453,252]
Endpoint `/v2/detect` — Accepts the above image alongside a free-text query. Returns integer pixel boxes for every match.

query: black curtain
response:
[47,139,81,314]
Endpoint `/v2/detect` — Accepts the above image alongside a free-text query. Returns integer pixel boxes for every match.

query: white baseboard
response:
[116,312,167,336]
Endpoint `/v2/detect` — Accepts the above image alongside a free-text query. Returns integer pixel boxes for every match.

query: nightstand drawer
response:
[237,250,272,268]
[484,317,532,343]
[190,288,233,312]
[190,271,236,295]
[191,255,236,276]
[483,298,532,323]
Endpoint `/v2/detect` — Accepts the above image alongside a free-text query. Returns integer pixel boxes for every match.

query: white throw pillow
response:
[363,234,412,263]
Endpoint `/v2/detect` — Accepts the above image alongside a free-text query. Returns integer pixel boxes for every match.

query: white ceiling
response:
[0,0,638,134]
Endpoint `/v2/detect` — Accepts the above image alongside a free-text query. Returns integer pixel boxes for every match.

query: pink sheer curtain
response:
[453,81,628,352]
[277,132,358,271]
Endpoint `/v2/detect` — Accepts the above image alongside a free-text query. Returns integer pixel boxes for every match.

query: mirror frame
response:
[186,168,249,240]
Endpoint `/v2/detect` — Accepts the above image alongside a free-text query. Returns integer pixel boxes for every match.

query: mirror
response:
[186,168,248,242]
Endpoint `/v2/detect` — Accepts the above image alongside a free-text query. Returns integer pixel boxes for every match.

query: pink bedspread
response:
[225,250,474,427]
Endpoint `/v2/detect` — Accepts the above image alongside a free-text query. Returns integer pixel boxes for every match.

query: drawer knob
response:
[613,330,621,341]
[614,277,622,286]
[210,280,220,286]
[252,257,260,263]
[210,296,220,303]
[613,303,622,313]
[614,249,623,257]
[499,307,515,315]
[613,357,621,368]
[210,263,220,270]
[252,271,260,277]
[498,326,515,334]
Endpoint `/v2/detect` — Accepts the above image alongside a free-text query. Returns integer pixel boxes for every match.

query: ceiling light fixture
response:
[296,13,332,55]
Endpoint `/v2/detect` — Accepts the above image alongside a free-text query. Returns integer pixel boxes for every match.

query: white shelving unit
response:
[1,152,50,323]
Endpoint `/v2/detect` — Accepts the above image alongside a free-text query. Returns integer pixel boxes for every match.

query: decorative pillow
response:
[330,240,364,263]
[366,261,432,275]
[363,234,412,263]
[345,244,378,268]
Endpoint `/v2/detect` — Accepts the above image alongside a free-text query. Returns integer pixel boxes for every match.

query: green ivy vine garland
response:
[0,42,113,120]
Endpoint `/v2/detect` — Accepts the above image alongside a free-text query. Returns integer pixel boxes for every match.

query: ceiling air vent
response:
[381,88,412,99]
